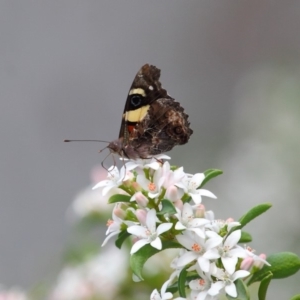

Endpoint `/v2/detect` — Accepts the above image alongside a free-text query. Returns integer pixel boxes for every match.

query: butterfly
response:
[65,64,193,160]
[107,64,193,159]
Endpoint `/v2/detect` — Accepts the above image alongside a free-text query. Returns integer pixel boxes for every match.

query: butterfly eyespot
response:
[130,95,142,107]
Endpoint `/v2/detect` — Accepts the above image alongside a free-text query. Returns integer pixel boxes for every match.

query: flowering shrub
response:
[93,156,300,300]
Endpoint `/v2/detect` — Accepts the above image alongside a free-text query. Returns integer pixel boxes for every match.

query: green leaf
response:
[115,230,131,249]
[239,231,252,243]
[248,252,300,285]
[226,279,250,300]
[258,271,273,300]
[130,241,182,280]
[200,169,223,188]
[290,294,300,300]
[238,203,272,229]
[157,199,177,216]
[178,267,187,297]
[108,194,131,204]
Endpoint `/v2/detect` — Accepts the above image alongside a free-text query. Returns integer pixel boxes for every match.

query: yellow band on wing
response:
[128,88,146,97]
[125,105,150,122]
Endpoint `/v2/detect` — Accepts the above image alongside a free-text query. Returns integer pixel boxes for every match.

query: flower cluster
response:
[93,157,269,299]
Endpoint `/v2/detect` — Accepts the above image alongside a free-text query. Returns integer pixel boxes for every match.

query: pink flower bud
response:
[165,185,179,202]
[194,204,206,218]
[254,253,267,269]
[113,206,125,219]
[131,181,142,191]
[133,192,149,207]
[240,257,254,270]
[226,217,235,223]
[174,199,183,210]
[136,209,147,225]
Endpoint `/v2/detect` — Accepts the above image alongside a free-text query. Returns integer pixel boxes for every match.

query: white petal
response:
[225,230,241,248]
[175,222,187,230]
[102,185,114,196]
[203,249,220,260]
[145,161,161,170]
[208,281,224,296]
[148,192,160,199]
[198,189,217,199]
[176,251,198,267]
[189,218,209,227]
[182,202,194,218]
[146,209,157,232]
[127,225,148,238]
[130,239,149,254]
[150,237,162,250]
[205,235,223,249]
[232,270,250,281]
[225,282,237,298]
[136,174,150,190]
[222,256,238,275]
[150,289,161,300]
[157,223,173,235]
[101,230,120,246]
[92,180,109,190]
[191,173,205,187]
[230,247,247,259]
[176,234,194,250]
[160,279,171,295]
[227,222,241,231]
[175,182,188,192]
[197,256,210,272]
[188,228,205,239]
[197,291,208,300]
[190,192,202,204]
[162,292,173,300]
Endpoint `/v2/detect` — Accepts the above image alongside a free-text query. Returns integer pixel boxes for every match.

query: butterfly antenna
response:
[64,139,110,143]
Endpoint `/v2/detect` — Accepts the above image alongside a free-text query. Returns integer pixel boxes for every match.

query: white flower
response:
[136,169,165,199]
[150,278,186,300]
[176,231,222,272]
[101,211,123,247]
[102,207,134,246]
[127,209,173,254]
[177,173,217,204]
[92,166,125,196]
[150,280,173,300]
[205,218,240,234]
[212,269,250,298]
[124,154,171,172]
[175,203,209,238]
[243,246,270,267]
[204,230,247,274]
[162,162,185,187]
[189,273,217,300]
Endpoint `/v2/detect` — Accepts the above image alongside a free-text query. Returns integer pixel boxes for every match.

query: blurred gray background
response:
[1,1,300,299]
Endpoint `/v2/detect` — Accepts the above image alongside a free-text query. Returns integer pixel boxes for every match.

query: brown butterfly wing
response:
[108,64,193,159]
